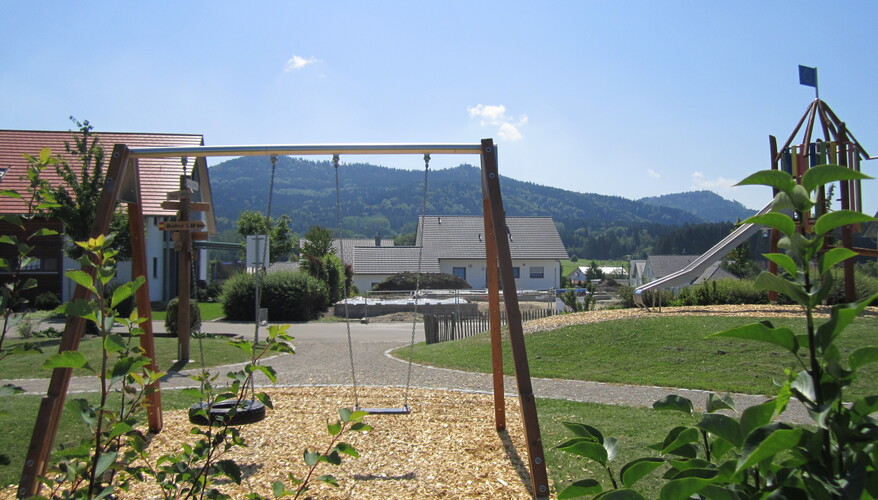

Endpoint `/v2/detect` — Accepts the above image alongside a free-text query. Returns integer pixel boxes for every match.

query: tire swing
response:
[188,155,279,425]
[334,153,430,415]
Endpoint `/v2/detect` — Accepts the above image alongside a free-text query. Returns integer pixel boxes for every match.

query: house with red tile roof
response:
[0,129,216,302]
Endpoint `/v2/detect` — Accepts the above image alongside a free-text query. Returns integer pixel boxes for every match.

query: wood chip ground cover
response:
[121,387,532,499]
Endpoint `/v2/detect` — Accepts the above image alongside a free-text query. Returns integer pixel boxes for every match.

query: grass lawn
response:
[397,315,878,398]
[0,336,253,379]
[151,302,225,321]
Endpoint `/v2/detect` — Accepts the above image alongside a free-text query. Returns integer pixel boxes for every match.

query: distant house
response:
[641,255,737,287]
[415,215,568,290]
[567,265,627,284]
[0,129,216,302]
[629,260,647,287]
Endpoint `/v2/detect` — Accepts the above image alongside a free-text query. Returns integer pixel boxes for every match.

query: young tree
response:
[236,210,297,262]
[49,117,132,259]
[301,226,334,259]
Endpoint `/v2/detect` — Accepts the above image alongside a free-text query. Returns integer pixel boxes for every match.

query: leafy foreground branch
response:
[30,235,370,499]
[556,164,878,499]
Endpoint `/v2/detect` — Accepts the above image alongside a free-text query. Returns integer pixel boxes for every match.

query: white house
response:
[567,265,627,284]
[415,215,568,290]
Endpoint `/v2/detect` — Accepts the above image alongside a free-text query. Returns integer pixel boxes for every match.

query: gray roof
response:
[692,262,738,284]
[320,238,395,266]
[417,215,568,261]
[353,246,433,274]
[630,260,647,277]
[646,255,701,279]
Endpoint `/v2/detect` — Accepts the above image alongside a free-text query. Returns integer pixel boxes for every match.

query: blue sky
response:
[2,1,876,214]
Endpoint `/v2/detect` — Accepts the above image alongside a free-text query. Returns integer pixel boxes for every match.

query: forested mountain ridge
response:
[209,157,705,232]
[638,191,757,223]
[208,156,753,259]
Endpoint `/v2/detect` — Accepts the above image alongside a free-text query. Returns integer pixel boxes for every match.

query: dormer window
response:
[0,167,7,181]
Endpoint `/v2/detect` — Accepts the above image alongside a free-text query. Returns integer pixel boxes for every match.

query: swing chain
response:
[403,154,430,409]
[335,155,360,409]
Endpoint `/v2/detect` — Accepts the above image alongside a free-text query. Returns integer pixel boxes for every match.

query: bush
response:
[373,272,471,291]
[33,292,61,311]
[672,278,768,306]
[220,270,329,322]
[164,297,202,337]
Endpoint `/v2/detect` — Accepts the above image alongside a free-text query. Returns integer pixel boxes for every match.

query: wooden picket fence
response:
[423,308,555,344]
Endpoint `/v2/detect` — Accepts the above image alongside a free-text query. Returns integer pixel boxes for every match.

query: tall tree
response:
[49,118,132,259]
[301,226,334,259]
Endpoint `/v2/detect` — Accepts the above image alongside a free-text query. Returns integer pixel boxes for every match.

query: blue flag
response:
[798,65,817,88]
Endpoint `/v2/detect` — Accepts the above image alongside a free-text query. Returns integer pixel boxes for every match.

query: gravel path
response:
[4,304,846,424]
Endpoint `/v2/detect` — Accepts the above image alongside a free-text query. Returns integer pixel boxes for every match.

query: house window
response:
[512,267,520,279]
[21,259,41,271]
[0,167,7,181]
[452,267,466,280]
[530,266,544,279]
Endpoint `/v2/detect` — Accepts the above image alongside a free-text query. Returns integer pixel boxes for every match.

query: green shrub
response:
[164,297,202,337]
[220,270,329,321]
[373,272,471,291]
[33,292,61,311]
[672,278,768,306]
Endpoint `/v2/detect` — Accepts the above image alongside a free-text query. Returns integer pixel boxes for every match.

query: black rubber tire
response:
[188,399,266,426]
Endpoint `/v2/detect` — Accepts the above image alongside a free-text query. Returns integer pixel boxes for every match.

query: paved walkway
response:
[7,319,810,423]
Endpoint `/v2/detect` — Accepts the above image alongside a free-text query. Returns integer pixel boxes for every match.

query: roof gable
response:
[0,130,211,227]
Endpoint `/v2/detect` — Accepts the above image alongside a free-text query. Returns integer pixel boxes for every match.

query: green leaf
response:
[339,407,352,423]
[658,426,700,455]
[65,270,97,293]
[736,423,802,472]
[0,189,23,199]
[319,451,342,465]
[558,479,603,499]
[815,293,878,351]
[753,272,809,305]
[43,351,93,371]
[272,480,289,497]
[215,459,242,484]
[819,248,859,275]
[708,321,798,355]
[705,393,736,413]
[652,395,693,415]
[620,457,664,488]
[110,282,136,309]
[562,421,604,443]
[814,210,876,236]
[303,450,319,466]
[763,253,798,277]
[334,442,359,458]
[38,147,52,164]
[316,474,339,487]
[94,451,118,478]
[735,170,795,193]
[557,439,609,466]
[660,476,716,500]
[802,164,873,193]
[696,414,743,448]
[739,400,775,437]
[107,422,134,440]
[742,213,796,237]
[852,396,878,417]
[849,347,878,371]
[103,334,127,354]
[327,421,342,436]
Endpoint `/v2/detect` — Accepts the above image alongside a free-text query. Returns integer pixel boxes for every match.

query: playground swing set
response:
[18,139,552,499]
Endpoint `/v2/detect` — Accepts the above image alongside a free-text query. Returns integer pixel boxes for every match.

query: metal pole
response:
[129,143,483,159]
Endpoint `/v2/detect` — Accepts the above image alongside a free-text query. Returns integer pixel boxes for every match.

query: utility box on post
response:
[246,235,270,272]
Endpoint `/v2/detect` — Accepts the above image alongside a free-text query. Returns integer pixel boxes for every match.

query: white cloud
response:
[647,169,661,179]
[691,171,738,192]
[284,55,319,72]
[468,104,528,142]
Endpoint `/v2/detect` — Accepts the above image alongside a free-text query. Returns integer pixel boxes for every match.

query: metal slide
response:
[633,202,773,308]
